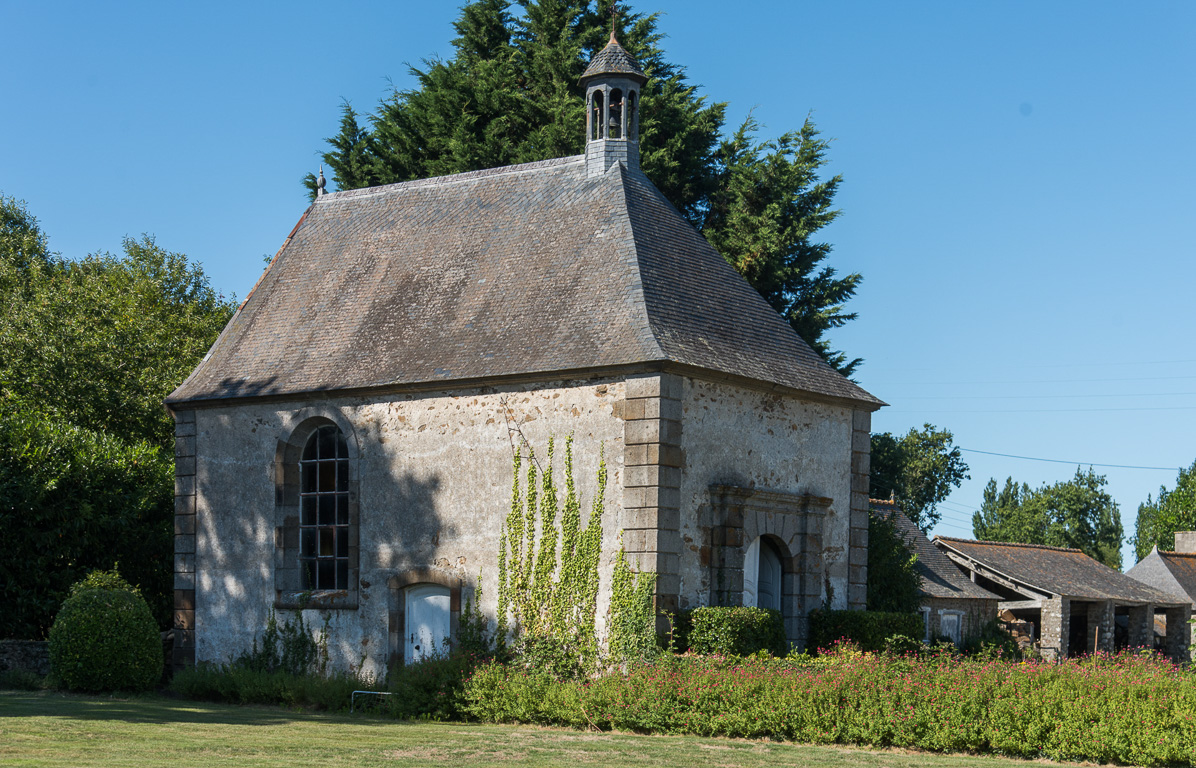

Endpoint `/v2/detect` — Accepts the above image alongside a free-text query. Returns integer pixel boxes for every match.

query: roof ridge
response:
[1158,550,1196,557]
[610,162,667,362]
[321,156,584,202]
[935,536,1084,554]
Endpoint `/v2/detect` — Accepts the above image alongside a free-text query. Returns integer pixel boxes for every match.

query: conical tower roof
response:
[581,32,647,85]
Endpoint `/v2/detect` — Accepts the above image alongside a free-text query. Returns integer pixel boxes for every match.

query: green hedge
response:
[806,609,922,652]
[464,651,1196,766]
[676,606,787,657]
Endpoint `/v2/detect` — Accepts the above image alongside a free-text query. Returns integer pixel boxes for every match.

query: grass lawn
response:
[1,690,1065,768]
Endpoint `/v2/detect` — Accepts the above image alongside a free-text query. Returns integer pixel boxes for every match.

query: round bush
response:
[48,576,162,692]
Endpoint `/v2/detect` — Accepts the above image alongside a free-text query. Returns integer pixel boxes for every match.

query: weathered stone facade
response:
[180,371,865,673]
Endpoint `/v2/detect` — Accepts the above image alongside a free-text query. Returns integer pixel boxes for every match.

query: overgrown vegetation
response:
[865,512,922,613]
[806,609,923,653]
[496,436,656,676]
[47,568,163,692]
[0,194,234,638]
[464,648,1196,766]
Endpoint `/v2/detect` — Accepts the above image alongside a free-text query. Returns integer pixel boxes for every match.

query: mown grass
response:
[0,690,1062,768]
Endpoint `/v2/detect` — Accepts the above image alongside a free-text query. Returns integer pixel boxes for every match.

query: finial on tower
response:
[610,2,621,44]
[316,166,327,197]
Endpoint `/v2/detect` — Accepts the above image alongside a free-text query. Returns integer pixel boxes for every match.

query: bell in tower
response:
[580,24,647,177]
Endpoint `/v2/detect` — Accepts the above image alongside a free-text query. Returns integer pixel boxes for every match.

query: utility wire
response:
[898,391,1196,401]
[960,448,1179,471]
[887,406,1196,414]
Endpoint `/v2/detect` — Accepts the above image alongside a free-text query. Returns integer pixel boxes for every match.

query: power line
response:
[960,448,1180,471]
[886,374,1196,386]
[898,391,1196,401]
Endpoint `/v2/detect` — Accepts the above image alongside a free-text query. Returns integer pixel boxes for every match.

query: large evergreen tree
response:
[972,468,1125,569]
[1131,460,1196,562]
[303,0,862,375]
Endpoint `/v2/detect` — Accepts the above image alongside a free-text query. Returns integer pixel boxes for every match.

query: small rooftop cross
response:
[610,2,621,43]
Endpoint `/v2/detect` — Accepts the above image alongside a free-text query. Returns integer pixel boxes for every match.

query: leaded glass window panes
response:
[298,425,350,590]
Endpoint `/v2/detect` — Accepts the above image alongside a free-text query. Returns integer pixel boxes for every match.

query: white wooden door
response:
[405,584,450,664]
[757,540,783,611]
[742,537,760,608]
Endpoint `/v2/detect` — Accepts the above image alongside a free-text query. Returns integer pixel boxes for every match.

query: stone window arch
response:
[274,413,360,610]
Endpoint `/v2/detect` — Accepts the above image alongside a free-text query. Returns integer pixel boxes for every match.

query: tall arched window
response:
[299,425,350,590]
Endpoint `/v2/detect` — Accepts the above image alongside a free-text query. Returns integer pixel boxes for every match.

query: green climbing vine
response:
[495,435,655,673]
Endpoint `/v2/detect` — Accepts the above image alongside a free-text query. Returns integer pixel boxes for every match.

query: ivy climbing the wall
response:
[495,436,656,675]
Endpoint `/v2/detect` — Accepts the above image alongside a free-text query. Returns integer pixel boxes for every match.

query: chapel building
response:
[166,34,883,674]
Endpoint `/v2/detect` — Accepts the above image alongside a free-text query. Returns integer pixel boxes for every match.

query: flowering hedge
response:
[464,650,1196,766]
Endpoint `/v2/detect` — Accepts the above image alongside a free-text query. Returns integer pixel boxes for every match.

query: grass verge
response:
[0,690,1073,768]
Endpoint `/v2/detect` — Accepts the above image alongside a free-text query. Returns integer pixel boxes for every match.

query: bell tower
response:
[580,24,648,178]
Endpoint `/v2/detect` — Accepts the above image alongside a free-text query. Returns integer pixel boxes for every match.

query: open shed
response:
[934,537,1190,661]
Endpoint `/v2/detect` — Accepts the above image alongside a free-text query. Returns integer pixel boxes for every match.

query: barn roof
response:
[168,157,882,408]
[934,537,1185,605]
[1126,548,1196,604]
[871,501,999,601]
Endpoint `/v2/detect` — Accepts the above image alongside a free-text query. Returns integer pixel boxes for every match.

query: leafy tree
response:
[869,424,970,532]
[0,232,234,448]
[1131,460,1196,561]
[866,512,922,614]
[0,194,234,637]
[303,0,862,375]
[972,468,1125,569]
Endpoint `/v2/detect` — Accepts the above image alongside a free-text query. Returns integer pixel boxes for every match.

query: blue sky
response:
[4,1,1193,566]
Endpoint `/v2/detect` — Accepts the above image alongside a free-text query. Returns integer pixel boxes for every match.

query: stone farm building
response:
[871,500,999,645]
[1125,531,1196,648]
[165,36,882,675]
[935,537,1190,661]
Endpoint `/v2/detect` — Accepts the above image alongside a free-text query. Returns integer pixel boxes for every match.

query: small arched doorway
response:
[743,536,785,611]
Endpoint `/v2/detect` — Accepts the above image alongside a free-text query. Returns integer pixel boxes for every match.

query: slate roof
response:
[871,501,999,601]
[1126,548,1196,604]
[168,157,882,407]
[581,35,647,84]
[934,537,1186,605]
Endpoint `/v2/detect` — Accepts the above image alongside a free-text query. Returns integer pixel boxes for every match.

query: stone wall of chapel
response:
[191,380,626,678]
[677,378,856,611]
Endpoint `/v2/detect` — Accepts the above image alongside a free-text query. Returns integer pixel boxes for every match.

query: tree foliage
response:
[866,512,922,614]
[869,424,970,532]
[303,0,862,375]
[972,468,1125,569]
[1131,459,1196,562]
[0,194,234,638]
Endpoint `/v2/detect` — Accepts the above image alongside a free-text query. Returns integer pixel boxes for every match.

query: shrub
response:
[48,569,162,692]
[385,650,486,720]
[0,667,45,691]
[680,606,787,657]
[807,609,922,652]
